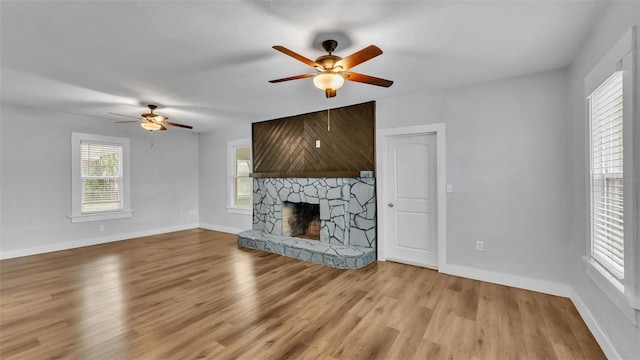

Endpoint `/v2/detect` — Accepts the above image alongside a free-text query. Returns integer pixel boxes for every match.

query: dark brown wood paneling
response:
[252,116,305,174]
[252,101,375,177]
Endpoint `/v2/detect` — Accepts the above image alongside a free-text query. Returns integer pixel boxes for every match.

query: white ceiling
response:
[1,1,607,132]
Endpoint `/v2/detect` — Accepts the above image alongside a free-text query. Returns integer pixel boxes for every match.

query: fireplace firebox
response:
[282,201,320,240]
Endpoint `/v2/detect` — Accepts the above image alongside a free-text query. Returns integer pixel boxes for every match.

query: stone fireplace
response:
[238,177,376,269]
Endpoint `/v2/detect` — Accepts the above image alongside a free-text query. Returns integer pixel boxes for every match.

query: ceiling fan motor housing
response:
[315,55,342,71]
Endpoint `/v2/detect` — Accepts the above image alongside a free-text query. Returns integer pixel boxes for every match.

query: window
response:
[589,71,624,281]
[70,133,132,223]
[227,139,252,215]
[235,147,252,207]
[81,141,123,213]
[584,28,638,324]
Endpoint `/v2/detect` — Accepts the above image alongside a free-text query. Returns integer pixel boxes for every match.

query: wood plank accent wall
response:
[252,101,375,177]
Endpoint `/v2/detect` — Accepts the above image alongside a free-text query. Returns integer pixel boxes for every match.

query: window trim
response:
[69,132,132,223]
[226,138,252,215]
[583,27,639,325]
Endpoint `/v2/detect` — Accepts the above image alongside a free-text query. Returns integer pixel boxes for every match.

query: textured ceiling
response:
[1,1,607,132]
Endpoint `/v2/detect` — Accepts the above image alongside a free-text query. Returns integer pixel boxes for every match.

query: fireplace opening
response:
[282,201,320,240]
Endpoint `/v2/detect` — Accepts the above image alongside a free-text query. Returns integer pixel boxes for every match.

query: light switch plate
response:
[446,184,453,193]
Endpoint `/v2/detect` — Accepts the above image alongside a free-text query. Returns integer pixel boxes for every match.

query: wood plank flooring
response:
[0,229,605,359]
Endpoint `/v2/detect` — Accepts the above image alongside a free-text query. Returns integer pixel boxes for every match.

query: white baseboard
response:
[439,263,572,298]
[0,223,199,260]
[198,223,246,235]
[570,289,620,360]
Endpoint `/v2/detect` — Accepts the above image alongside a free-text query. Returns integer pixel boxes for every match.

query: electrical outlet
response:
[99,225,105,232]
[476,241,484,251]
[315,139,321,148]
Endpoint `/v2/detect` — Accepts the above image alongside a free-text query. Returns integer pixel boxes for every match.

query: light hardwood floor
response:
[0,229,605,359]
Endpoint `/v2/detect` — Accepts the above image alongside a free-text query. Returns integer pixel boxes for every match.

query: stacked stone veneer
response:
[238,177,376,269]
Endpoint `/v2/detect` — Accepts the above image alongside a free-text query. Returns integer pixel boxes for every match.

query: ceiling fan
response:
[269,39,394,98]
[109,104,193,131]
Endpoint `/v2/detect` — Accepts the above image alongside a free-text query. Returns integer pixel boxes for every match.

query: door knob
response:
[388,203,394,208]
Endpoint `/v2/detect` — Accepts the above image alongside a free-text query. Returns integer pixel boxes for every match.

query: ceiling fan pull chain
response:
[327,101,331,132]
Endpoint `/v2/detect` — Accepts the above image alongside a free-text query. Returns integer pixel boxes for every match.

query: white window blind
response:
[81,141,123,213]
[589,71,624,280]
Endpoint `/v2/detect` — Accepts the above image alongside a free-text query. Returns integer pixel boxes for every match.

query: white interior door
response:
[385,133,438,268]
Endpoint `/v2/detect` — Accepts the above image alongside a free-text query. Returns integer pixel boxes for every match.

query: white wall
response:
[198,123,252,233]
[376,91,444,129]
[567,2,640,358]
[0,104,199,257]
[441,70,570,282]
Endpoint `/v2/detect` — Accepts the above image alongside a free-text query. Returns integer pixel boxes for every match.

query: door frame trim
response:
[376,123,447,268]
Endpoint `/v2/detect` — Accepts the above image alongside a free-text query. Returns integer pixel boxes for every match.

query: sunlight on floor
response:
[232,252,258,323]
[79,255,128,359]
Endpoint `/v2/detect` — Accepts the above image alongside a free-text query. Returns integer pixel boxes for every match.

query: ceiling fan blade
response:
[159,125,167,131]
[268,73,316,83]
[108,112,141,120]
[114,120,140,124]
[342,71,393,87]
[337,45,383,70]
[325,89,336,98]
[272,46,320,68]
[164,121,193,129]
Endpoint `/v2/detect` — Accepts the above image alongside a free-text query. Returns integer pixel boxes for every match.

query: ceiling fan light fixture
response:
[141,122,162,131]
[270,40,392,98]
[111,104,192,130]
[313,72,344,91]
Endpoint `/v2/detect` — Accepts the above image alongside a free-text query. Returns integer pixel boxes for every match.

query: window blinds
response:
[80,141,123,213]
[589,71,624,279]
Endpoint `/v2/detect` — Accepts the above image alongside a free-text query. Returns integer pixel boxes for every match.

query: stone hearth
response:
[237,230,376,269]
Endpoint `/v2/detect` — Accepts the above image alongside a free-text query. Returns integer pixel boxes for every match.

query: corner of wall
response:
[199,223,245,235]
[569,289,621,360]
